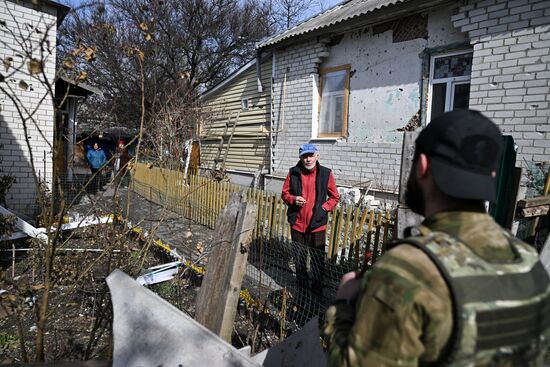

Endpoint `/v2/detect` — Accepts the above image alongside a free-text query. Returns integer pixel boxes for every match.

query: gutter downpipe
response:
[268,51,276,188]
[256,50,263,93]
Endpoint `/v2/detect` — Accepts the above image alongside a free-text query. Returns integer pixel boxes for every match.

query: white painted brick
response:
[484,39,505,48]
[499,14,521,24]
[525,79,548,87]
[497,59,518,67]
[528,87,550,95]
[482,69,501,76]
[518,56,542,65]
[533,2,550,11]
[523,49,547,58]
[513,73,535,81]
[494,74,514,82]
[510,4,532,15]
[536,71,550,79]
[524,95,547,102]
[520,10,544,20]
[508,20,530,31]
[489,8,510,19]
[471,13,489,23]
[488,89,506,97]
[504,51,526,59]
[463,23,480,32]
[485,54,505,62]
[515,110,537,117]
[531,16,550,26]
[533,40,550,48]
[488,3,507,12]
[524,63,547,72]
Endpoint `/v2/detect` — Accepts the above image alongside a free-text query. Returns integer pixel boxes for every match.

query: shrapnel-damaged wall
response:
[0,0,57,217]
[452,0,550,182]
[267,4,468,197]
[268,39,329,184]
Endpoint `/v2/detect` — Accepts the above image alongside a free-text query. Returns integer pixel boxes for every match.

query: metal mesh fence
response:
[244,237,360,327]
[128,166,396,329]
[24,163,394,347]
[58,168,131,204]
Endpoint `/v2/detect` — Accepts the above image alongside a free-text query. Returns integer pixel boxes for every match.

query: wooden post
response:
[397,131,423,238]
[195,192,257,342]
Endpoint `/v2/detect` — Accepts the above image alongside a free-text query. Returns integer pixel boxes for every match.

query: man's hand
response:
[295,196,306,207]
[335,271,361,303]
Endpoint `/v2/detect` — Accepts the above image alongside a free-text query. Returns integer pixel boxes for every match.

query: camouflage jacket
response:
[323,211,525,367]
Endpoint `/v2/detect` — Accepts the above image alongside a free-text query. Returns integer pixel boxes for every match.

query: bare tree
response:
[0,2,155,362]
[57,0,273,132]
[275,0,314,29]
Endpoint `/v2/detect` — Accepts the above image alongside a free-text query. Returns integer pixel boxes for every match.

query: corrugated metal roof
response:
[257,0,409,49]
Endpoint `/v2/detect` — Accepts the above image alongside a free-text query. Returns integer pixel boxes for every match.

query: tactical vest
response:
[400,227,550,366]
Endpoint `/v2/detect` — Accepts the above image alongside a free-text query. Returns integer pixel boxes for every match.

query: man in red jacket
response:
[282,144,339,313]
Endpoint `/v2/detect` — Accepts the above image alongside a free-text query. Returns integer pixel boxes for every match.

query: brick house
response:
[205,0,550,203]
[0,0,81,218]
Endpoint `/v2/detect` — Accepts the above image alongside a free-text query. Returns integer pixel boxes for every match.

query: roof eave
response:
[257,0,452,51]
[41,0,71,26]
[55,75,103,98]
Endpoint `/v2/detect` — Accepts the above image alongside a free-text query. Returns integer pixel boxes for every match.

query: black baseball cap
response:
[415,109,503,202]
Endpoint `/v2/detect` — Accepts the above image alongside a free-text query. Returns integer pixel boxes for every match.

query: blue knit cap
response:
[299,144,318,157]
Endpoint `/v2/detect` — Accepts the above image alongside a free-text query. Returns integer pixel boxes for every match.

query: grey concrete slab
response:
[540,235,550,277]
[107,269,261,367]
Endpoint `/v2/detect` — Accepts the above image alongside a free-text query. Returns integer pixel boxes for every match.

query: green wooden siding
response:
[201,59,272,173]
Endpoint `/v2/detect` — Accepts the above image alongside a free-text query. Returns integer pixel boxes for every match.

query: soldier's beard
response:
[405,168,425,216]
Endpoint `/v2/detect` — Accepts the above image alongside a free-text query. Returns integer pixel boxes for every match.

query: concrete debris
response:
[0,204,48,242]
[136,261,183,285]
[107,269,261,367]
[252,317,327,367]
[107,269,328,367]
[0,204,113,242]
[59,215,113,231]
[338,188,380,207]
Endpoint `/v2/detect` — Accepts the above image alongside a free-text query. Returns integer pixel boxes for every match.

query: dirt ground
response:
[0,187,279,365]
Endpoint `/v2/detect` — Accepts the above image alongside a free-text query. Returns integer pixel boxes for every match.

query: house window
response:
[428,51,472,122]
[318,65,350,137]
[241,97,249,110]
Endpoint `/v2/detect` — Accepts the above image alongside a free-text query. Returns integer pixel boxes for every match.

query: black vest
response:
[287,162,331,230]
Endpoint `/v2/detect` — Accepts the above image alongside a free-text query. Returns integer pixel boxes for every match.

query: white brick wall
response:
[271,40,402,192]
[0,0,57,217]
[453,0,550,176]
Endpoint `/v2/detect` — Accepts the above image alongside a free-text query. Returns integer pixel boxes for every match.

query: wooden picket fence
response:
[131,162,396,265]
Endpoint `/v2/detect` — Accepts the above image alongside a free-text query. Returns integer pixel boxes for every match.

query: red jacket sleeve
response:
[322,172,339,212]
[281,172,295,205]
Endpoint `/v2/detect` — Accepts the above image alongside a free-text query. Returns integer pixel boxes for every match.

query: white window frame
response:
[427,50,473,123]
[241,97,249,110]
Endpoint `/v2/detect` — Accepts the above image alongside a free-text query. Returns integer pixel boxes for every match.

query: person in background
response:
[87,142,107,193]
[113,139,131,186]
[282,143,340,317]
[324,109,550,366]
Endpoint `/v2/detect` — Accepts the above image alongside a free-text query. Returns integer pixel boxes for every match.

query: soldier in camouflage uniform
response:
[323,109,550,366]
